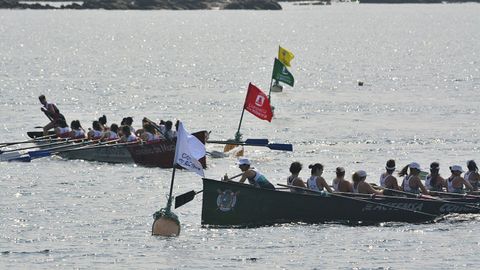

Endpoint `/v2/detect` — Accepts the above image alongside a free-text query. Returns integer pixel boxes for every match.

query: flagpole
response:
[234,84,251,142]
[268,59,276,100]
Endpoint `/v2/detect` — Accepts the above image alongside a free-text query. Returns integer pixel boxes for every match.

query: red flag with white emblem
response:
[243,83,273,122]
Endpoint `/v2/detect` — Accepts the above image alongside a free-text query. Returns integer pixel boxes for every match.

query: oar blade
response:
[175,190,197,209]
[28,150,52,159]
[267,143,293,151]
[244,139,269,146]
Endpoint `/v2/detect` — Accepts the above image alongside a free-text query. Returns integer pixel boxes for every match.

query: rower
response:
[87,121,104,140]
[352,170,382,195]
[398,162,428,195]
[287,161,306,192]
[119,125,138,143]
[307,163,332,193]
[164,121,177,140]
[225,158,274,190]
[100,123,119,141]
[140,123,163,143]
[425,162,445,192]
[464,160,480,191]
[379,159,400,190]
[124,117,135,134]
[39,95,66,136]
[332,167,352,192]
[69,120,86,139]
[54,119,71,138]
[446,165,474,194]
[98,115,108,131]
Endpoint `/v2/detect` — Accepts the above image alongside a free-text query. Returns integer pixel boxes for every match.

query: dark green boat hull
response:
[201,179,479,227]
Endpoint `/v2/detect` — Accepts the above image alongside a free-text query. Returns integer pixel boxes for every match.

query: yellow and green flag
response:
[278,46,294,67]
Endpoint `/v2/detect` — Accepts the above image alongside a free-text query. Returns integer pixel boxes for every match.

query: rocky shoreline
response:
[0,0,287,10]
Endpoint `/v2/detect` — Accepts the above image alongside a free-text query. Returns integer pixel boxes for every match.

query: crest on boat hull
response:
[216,189,240,212]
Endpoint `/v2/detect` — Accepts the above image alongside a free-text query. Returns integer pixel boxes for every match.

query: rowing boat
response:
[200,178,446,227]
[55,131,208,168]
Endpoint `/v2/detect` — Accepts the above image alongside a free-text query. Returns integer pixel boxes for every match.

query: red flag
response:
[244,83,273,122]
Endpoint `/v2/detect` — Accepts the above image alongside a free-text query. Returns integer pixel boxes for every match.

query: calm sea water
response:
[1,3,480,269]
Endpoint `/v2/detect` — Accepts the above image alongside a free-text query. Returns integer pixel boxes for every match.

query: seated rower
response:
[425,162,445,192]
[446,165,474,194]
[230,158,274,190]
[140,123,163,143]
[55,119,71,138]
[352,170,383,195]
[379,159,400,190]
[464,160,480,191]
[100,123,119,141]
[332,167,352,192]
[87,121,104,140]
[69,120,86,139]
[307,163,333,193]
[164,120,177,140]
[287,162,306,192]
[119,125,138,143]
[124,117,135,134]
[98,115,109,131]
[399,162,428,195]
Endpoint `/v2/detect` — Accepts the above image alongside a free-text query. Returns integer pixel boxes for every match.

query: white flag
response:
[174,122,206,177]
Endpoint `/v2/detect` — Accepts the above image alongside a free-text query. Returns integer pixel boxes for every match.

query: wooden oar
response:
[28,139,96,159]
[0,134,56,147]
[174,173,243,209]
[377,186,480,211]
[0,138,84,154]
[51,139,125,154]
[207,140,293,151]
[277,184,438,219]
[428,190,480,199]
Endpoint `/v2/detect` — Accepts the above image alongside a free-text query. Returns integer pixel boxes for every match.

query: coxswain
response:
[464,160,480,191]
[306,163,333,193]
[39,95,65,136]
[425,162,445,192]
[69,120,86,139]
[87,121,104,140]
[100,123,119,141]
[286,161,306,192]
[225,158,274,190]
[332,167,352,192]
[54,119,71,138]
[379,159,400,190]
[352,170,382,195]
[119,125,138,143]
[398,162,428,195]
[446,165,474,193]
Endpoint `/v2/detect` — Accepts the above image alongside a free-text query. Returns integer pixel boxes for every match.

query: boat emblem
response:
[216,189,240,212]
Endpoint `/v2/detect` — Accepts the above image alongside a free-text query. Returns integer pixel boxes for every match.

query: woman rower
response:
[98,115,109,131]
[287,162,306,192]
[227,158,274,190]
[54,119,71,138]
[140,123,163,143]
[87,121,104,140]
[446,165,474,194]
[379,159,400,190]
[69,120,86,139]
[398,162,428,195]
[306,163,333,193]
[332,167,353,192]
[99,123,119,141]
[425,162,445,192]
[464,160,480,191]
[352,170,382,195]
[119,125,138,143]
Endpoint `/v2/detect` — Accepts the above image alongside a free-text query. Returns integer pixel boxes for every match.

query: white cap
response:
[238,158,251,166]
[356,170,367,178]
[409,162,421,170]
[450,165,464,172]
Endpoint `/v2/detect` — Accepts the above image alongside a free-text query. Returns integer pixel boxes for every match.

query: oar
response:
[207,140,293,152]
[0,138,84,154]
[377,186,480,211]
[0,134,56,147]
[28,139,95,159]
[428,190,480,199]
[51,139,132,154]
[277,184,438,219]
[174,173,243,209]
